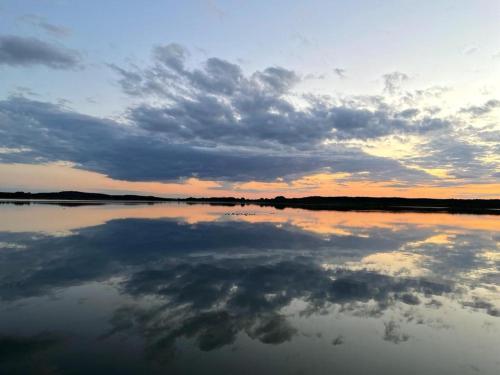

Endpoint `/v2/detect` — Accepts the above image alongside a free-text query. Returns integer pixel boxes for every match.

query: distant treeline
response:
[184,195,500,214]
[1,191,499,214]
[0,191,172,202]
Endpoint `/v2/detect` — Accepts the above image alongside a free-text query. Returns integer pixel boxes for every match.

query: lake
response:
[0,202,498,374]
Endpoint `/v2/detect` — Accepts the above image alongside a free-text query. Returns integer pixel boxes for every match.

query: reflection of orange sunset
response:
[2,202,498,235]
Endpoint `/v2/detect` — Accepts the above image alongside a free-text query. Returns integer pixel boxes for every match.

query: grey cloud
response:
[0,95,434,183]
[129,98,306,147]
[252,66,299,93]
[479,129,500,143]
[0,43,477,184]
[107,63,148,96]
[398,108,419,118]
[382,71,408,94]
[398,99,500,183]
[0,97,315,182]
[463,46,478,56]
[333,68,346,78]
[20,15,71,37]
[191,57,243,95]
[38,22,71,38]
[153,43,188,73]
[460,99,500,117]
[410,136,497,181]
[113,46,448,147]
[0,35,79,69]
[462,298,499,317]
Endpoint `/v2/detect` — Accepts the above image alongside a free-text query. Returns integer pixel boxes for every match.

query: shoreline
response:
[2,197,499,215]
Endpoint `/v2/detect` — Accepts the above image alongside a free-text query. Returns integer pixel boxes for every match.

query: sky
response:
[0,0,499,198]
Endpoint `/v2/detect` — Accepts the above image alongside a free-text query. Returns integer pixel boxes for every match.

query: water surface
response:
[0,202,498,374]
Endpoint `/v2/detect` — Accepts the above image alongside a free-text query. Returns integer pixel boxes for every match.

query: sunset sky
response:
[0,0,499,198]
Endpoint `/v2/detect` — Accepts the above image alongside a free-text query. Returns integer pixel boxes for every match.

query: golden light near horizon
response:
[1,162,499,199]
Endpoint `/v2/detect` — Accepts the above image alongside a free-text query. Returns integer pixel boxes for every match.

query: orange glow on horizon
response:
[0,162,499,199]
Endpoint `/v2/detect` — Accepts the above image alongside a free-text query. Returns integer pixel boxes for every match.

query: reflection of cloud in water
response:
[0,204,497,371]
[331,335,344,346]
[383,321,410,343]
[340,252,430,277]
[420,233,453,244]
[99,258,453,357]
[0,218,444,301]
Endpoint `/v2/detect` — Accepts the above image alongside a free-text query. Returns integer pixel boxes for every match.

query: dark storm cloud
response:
[0,35,79,69]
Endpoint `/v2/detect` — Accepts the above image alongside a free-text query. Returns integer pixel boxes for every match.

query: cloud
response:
[0,94,437,183]
[333,68,346,78]
[204,0,226,20]
[153,43,188,73]
[383,321,409,343]
[382,71,409,94]
[462,298,499,317]
[0,35,80,69]
[459,99,500,117]
[1,43,493,185]
[332,335,344,346]
[112,44,448,146]
[409,136,496,180]
[20,15,71,37]
[463,46,479,56]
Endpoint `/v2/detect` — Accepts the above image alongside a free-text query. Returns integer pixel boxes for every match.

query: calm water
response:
[0,202,498,374]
